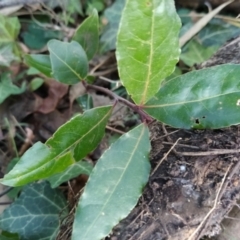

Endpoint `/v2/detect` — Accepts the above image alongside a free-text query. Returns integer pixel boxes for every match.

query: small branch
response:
[106,126,125,135]
[84,82,153,123]
[0,187,13,198]
[162,142,200,150]
[0,201,12,205]
[180,148,240,156]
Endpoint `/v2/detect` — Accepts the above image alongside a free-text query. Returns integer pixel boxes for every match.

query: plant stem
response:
[83,82,153,123]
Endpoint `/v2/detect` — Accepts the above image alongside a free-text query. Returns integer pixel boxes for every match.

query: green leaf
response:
[1,142,75,186]
[0,182,67,240]
[0,15,21,66]
[100,0,125,53]
[0,15,20,41]
[0,44,20,67]
[198,18,240,47]
[86,0,105,13]
[47,160,93,188]
[165,66,182,81]
[46,106,112,160]
[76,94,94,111]
[181,40,217,67]
[24,54,52,77]
[29,77,44,91]
[0,231,19,240]
[1,106,112,187]
[21,22,62,50]
[116,0,181,105]
[0,74,25,104]
[48,40,89,84]
[5,158,22,200]
[73,9,99,60]
[72,123,151,240]
[143,64,240,129]
[67,0,83,16]
[27,67,41,75]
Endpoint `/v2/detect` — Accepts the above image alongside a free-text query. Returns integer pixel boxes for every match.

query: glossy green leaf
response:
[73,9,99,60]
[181,40,217,67]
[100,0,125,53]
[144,64,240,129]
[0,182,67,240]
[0,73,25,104]
[5,158,22,200]
[21,22,62,50]
[47,161,93,188]
[1,142,75,187]
[198,18,240,47]
[46,106,112,161]
[0,15,21,66]
[72,123,151,240]
[1,106,112,186]
[116,0,181,105]
[48,40,88,84]
[24,54,52,77]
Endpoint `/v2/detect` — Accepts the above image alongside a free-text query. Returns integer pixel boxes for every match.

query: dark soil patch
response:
[107,122,240,240]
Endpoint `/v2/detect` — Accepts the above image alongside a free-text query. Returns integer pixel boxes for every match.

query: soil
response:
[106,37,240,240]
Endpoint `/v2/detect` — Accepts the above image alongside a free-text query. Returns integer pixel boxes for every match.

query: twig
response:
[162,141,200,150]
[197,159,240,238]
[0,187,13,198]
[180,148,240,156]
[224,216,240,221]
[151,138,182,176]
[188,163,233,240]
[161,124,181,156]
[91,65,117,77]
[106,126,125,135]
[84,82,153,123]
[219,159,240,201]
[0,201,12,205]
[90,54,114,75]
[178,13,240,25]
[152,129,179,140]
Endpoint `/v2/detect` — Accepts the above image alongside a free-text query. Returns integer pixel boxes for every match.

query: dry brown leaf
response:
[69,82,86,106]
[36,79,68,114]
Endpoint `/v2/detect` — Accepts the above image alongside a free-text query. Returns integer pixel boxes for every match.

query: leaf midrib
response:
[144,91,240,108]
[140,4,155,105]
[49,45,82,80]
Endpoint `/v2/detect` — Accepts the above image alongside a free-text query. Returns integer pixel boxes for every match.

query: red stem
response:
[83,81,153,123]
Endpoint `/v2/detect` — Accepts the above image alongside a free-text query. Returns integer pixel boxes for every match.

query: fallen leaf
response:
[69,82,86,107]
[36,79,68,114]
